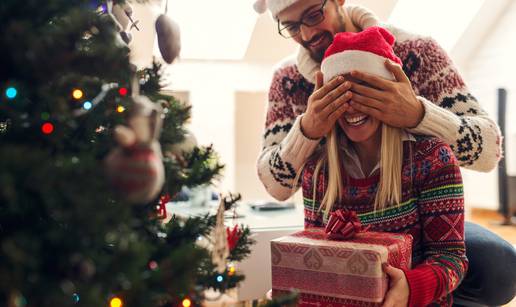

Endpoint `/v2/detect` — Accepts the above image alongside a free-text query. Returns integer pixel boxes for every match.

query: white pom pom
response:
[253,0,267,14]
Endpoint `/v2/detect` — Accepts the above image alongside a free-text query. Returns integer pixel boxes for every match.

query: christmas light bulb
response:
[118,87,128,96]
[6,87,17,99]
[148,261,158,270]
[116,106,125,113]
[72,293,80,303]
[83,101,92,110]
[182,298,191,307]
[72,89,84,100]
[109,297,123,307]
[42,122,54,134]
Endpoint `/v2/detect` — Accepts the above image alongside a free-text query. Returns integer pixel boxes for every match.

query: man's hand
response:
[382,263,410,307]
[347,60,425,129]
[300,72,352,139]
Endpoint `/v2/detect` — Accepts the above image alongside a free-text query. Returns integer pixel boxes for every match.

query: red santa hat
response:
[321,26,402,84]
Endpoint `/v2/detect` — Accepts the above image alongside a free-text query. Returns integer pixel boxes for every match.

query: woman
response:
[298,27,468,307]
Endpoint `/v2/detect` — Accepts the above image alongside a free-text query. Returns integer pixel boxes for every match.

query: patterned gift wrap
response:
[271,228,413,306]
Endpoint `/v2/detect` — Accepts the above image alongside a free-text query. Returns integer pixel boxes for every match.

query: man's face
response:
[277,0,346,62]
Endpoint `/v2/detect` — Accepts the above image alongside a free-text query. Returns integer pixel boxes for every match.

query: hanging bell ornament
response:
[155,14,181,64]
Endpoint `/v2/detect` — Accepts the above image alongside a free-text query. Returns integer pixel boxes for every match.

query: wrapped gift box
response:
[271,227,413,306]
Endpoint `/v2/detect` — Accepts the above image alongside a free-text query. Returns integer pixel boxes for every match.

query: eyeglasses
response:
[278,0,328,38]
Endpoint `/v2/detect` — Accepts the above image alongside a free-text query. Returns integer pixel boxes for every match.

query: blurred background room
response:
[130,0,516,304]
[130,0,516,221]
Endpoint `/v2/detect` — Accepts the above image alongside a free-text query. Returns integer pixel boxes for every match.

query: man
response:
[255,0,516,306]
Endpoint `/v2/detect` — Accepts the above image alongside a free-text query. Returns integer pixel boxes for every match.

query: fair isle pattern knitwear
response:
[301,136,468,307]
[256,6,502,202]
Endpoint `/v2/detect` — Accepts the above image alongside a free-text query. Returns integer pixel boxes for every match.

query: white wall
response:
[164,60,276,194]
[234,91,273,202]
[460,1,516,210]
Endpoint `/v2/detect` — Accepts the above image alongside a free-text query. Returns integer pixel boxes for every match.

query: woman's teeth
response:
[345,115,368,126]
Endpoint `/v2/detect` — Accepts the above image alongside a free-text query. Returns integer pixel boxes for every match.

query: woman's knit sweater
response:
[302,136,468,307]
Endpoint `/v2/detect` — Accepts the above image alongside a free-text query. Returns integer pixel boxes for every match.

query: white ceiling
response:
[134,0,512,66]
[166,0,257,60]
[388,0,485,51]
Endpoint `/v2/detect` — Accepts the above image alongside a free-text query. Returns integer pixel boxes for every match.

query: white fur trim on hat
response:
[321,50,395,83]
[267,0,299,18]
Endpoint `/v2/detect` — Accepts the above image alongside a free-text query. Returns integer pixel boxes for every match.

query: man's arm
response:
[257,67,352,200]
[257,116,320,201]
[256,67,320,201]
[405,38,502,172]
[348,33,502,172]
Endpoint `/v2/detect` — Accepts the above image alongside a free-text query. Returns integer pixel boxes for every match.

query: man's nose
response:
[300,24,318,42]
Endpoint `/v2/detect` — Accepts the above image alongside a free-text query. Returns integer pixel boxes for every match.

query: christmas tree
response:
[0,1,256,306]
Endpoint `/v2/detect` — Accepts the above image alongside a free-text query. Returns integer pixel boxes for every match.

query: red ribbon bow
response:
[325,209,370,240]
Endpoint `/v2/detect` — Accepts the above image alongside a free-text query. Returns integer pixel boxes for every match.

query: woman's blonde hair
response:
[294,123,404,219]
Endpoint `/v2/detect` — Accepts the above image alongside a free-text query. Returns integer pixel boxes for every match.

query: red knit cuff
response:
[402,265,438,307]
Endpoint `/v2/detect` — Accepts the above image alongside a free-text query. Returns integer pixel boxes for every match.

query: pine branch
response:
[228,226,254,262]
